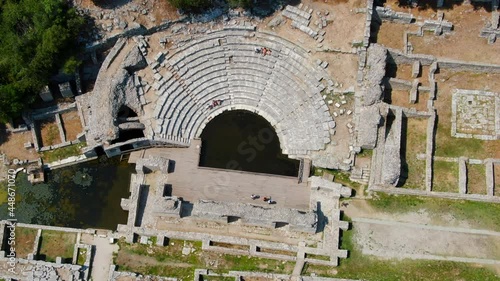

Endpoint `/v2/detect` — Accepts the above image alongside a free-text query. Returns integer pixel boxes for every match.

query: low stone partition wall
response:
[370,185,500,203]
[44,154,98,170]
[363,0,375,47]
[214,270,360,281]
[458,157,468,194]
[31,103,78,120]
[375,6,414,24]
[11,222,96,234]
[387,48,500,74]
[425,109,436,191]
[109,264,178,281]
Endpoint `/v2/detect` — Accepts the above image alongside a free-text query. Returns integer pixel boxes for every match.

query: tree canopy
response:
[168,0,214,13]
[0,0,84,121]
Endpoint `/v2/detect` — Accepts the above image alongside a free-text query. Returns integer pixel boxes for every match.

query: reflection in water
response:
[0,157,134,230]
[199,110,299,176]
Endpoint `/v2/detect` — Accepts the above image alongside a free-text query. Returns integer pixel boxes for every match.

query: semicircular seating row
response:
[152,28,336,155]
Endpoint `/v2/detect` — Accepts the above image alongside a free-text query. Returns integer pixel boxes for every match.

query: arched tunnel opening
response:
[112,105,144,144]
[199,110,299,176]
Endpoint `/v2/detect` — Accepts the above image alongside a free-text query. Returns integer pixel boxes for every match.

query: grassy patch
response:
[467,164,486,195]
[403,159,426,189]
[402,117,427,189]
[368,192,500,231]
[357,149,373,158]
[432,161,459,193]
[435,121,487,158]
[14,227,38,259]
[38,230,76,262]
[77,248,87,265]
[41,142,86,163]
[0,181,7,205]
[302,221,499,280]
[313,167,365,194]
[115,238,294,279]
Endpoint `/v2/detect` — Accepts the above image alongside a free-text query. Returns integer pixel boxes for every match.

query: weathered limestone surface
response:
[381,109,403,186]
[485,159,494,196]
[123,46,147,72]
[309,176,352,198]
[410,79,419,104]
[362,44,386,106]
[192,200,318,233]
[375,6,414,24]
[459,157,468,194]
[85,39,146,147]
[356,105,381,149]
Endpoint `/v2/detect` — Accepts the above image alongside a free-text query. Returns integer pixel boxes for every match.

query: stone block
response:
[458,157,467,194]
[412,61,420,78]
[59,82,74,98]
[485,160,494,196]
[410,79,419,104]
[39,86,54,102]
[434,25,443,36]
[488,34,496,45]
[492,12,499,29]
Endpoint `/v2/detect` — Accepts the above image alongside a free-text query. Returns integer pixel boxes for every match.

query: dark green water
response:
[199,110,299,176]
[0,157,134,230]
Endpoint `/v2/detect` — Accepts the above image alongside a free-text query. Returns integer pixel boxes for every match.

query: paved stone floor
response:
[81,234,119,281]
[130,139,310,210]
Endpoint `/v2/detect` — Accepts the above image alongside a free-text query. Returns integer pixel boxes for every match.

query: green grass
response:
[357,149,373,158]
[312,167,365,193]
[467,164,487,195]
[115,239,294,279]
[435,120,487,158]
[402,117,428,190]
[368,192,500,231]
[403,158,426,189]
[432,161,459,193]
[41,142,86,163]
[0,181,7,205]
[77,248,87,265]
[38,230,76,262]
[302,216,500,280]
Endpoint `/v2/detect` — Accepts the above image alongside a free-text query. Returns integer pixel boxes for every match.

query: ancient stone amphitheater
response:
[151,28,335,157]
[81,26,338,161]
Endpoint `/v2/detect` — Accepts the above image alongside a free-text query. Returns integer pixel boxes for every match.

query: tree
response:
[0,0,84,121]
[228,0,253,9]
[167,0,213,13]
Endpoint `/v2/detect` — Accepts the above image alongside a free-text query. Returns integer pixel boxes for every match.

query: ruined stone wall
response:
[381,108,403,186]
[387,48,500,73]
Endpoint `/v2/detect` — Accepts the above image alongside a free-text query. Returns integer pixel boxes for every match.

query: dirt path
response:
[81,234,119,281]
[343,199,500,266]
[353,217,500,263]
[342,198,472,228]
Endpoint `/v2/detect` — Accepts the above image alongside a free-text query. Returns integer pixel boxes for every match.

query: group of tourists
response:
[251,194,275,204]
[208,99,224,110]
[255,47,272,56]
